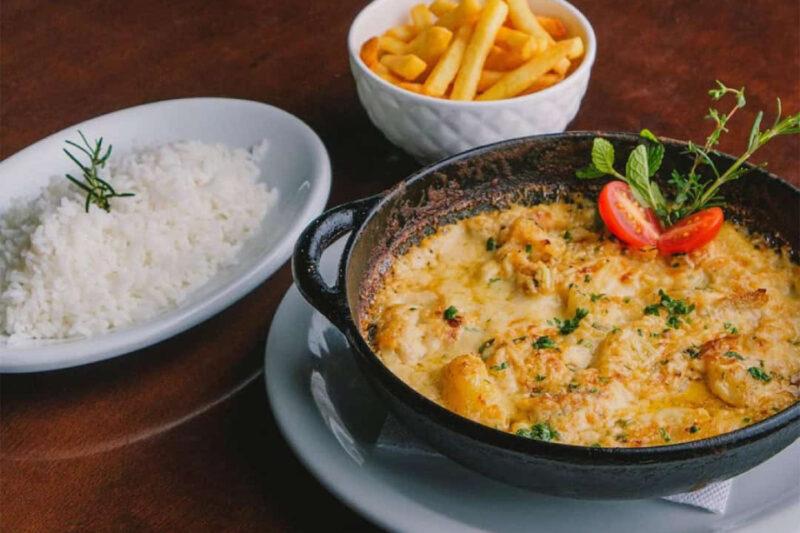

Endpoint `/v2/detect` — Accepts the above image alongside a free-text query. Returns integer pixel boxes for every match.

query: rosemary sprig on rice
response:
[63,131,135,212]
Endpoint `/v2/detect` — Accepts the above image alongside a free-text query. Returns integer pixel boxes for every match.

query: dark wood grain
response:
[1,1,798,531]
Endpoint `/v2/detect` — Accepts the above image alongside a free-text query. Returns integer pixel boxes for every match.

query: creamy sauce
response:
[364,201,800,447]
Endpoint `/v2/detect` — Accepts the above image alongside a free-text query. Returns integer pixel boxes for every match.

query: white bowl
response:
[0,98,331,372]
[348,0,597,163]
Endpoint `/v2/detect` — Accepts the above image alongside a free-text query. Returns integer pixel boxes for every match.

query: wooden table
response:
[1,1,798,530]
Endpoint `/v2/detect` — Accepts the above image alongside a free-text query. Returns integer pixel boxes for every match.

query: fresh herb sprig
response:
[577,81,800,226]
[63,131,134,212]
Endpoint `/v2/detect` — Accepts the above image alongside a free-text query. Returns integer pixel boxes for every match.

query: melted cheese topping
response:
[364,201,800,447]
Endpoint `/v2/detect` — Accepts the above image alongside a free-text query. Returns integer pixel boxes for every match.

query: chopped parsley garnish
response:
[659,428,672,442]
[584,274,592,283]
[590,293,606,302]
[490,361,508,371]
[443,306,458,320]
[534,374,547,381]
[516,422,559,442]
[644,304,661,316]
[688,425,699,434]
[486,237,497,251]
[567,382,580,392]
[525,243,533,254]
[554,308,588,335]
[684,346,701,359]
[724,350,744,360]
[563,230,572,241]
[478,338,495,357]
[747,366,771,382]
[723,322,739,334]
[643,290,695,328]
[532,336,556,349]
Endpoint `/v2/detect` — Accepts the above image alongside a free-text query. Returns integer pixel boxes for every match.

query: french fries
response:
[436,0,482,30]
[406,26,453,63]
[399,82,425,93]
[429,0,458,17]
[477,38,579,101]
[424,24,472,96]
[385,24,417,41]
[477,69,504,92]
[411,4,436,29]
[380,54,428,80]
[359,0,586,101]
[360,37,380,68]
[378,35,409,55]
[495,27,536,56]
[484,45,528,71]
[537,15,568,40]
[451,0,508,100]
[506,0,553,51]
[519,72,563,94]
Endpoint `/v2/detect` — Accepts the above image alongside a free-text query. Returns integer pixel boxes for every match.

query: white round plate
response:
[265,238,800,533]
[0,98,331,372]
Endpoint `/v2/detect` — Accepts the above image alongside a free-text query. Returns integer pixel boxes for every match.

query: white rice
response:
[0,140,276,342]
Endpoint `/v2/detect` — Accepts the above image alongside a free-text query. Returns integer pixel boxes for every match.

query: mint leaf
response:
[649,181,667,218]
[639,128,659,143]
[591,138,616,175]
[576,163,605,179]
[639,129,664,177]
[646,143,664,177]
[625,144,650,186]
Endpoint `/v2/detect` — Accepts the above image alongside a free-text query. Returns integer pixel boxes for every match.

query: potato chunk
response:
[701,336,777,408]
[440,355,508,428]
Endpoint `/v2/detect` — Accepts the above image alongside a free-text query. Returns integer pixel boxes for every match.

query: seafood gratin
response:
[363,201,800,447]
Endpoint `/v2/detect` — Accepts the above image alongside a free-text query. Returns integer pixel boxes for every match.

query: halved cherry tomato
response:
[597,181,662,248]
[657,207,724,255]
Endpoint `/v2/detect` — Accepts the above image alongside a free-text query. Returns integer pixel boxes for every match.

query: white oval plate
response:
[0,98,330,372]
[265,238,800,533]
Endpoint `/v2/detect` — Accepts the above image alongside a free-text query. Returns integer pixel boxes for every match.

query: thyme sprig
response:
[63,131,134,212]
[577,81,800,226]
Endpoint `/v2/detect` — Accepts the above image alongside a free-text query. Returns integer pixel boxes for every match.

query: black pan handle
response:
[292,195,381,331]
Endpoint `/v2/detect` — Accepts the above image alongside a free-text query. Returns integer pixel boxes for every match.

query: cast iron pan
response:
[292,132,800,499]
